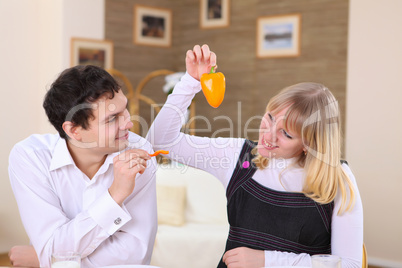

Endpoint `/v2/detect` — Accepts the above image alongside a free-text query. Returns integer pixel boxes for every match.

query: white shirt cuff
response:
[88,190,132,235]
[172,72,202,95]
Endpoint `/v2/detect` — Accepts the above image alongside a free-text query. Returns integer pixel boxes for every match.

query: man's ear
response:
[62,121,81,141]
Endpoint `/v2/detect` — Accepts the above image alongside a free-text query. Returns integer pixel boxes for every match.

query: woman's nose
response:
[266,124,277,143]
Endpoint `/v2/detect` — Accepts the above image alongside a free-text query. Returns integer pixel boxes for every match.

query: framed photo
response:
[200,0,230,29]
[70,38,114,69]
[256,14,301,58]
[133,5,172,47]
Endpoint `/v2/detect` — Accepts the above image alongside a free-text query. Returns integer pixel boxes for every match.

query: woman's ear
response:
[62,121,81,141]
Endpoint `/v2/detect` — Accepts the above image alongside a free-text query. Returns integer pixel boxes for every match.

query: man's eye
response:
[107,117,116,123]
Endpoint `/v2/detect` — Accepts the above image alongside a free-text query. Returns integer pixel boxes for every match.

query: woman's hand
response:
[222,247,265,268]
[185,44,217,81]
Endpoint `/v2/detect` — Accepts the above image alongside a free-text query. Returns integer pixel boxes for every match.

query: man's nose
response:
[124,119,134,130]
[119,111,133,130]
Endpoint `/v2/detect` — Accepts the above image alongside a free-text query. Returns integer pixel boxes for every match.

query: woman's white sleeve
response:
[331,163,364,268]
[146,72,243,187]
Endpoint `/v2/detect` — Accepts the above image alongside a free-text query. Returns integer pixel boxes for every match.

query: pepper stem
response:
[209,66,216,74]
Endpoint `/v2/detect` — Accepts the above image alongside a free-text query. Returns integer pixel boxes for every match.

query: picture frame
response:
[70,37,114,69]
[200,0,230,29]
[133,5,172,47]
[256,14,301,58]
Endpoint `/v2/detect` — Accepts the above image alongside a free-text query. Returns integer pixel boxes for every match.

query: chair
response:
[362,243,368,268]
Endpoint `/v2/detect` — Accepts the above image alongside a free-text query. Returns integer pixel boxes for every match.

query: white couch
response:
[150,162,229,268]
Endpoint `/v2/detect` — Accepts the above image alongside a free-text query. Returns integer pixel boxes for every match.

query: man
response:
[8,65,157,267]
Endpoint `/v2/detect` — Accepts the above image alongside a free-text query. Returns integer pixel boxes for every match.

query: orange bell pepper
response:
[200,66,225,108]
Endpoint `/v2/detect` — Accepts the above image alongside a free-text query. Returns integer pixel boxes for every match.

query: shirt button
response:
[114,217,122,225]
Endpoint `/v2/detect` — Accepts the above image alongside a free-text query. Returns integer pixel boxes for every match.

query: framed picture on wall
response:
[256,14,301,58]
[70,38,114,69]
[200,0,230,29]
[133,5,172,47]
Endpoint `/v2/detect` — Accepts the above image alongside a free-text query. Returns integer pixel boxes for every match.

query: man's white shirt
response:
[9,132,157,267]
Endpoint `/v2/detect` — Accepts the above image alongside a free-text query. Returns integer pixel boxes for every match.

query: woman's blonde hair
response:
[252,82,355,214]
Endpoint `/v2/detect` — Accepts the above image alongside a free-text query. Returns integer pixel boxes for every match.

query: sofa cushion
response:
[184,167,228,224]
[156,162,228,224]
[156,184,186,226]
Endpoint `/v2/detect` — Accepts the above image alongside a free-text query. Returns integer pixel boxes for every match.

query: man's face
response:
[78,90,133,154]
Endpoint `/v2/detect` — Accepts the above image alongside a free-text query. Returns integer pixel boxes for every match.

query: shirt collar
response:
[98,134,145,173]
[49,137,76,171]
[103,152,118,167]
[49,138,119,172]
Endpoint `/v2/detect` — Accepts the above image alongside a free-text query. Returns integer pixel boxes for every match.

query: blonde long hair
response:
[252,82,355,214]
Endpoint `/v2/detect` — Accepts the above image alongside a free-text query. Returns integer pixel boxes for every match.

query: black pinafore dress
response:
[217,140,333,268]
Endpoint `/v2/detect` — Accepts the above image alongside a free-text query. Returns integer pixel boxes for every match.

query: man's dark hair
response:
[43,65,120,139]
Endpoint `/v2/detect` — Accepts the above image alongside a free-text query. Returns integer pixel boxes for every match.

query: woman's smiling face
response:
[257,107,304,160]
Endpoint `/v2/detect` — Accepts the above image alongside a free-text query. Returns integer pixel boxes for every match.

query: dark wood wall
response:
[105,0,349,141]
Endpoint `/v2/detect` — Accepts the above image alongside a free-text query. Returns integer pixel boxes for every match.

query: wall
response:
[0,0,61,252]
[0,0,105,253]
[105,0,177,136]
[105,0,349,141]
[346,0,402,266]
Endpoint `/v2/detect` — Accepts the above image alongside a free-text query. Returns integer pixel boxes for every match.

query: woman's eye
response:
[268,113,274,121]
[282,129,293,139]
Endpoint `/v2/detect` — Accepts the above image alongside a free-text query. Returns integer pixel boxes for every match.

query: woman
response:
[147,45,363,268]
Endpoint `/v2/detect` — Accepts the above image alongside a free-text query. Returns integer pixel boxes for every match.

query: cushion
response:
[156,184,186,226]
[155,162,228,224]
[184,167,228,224]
